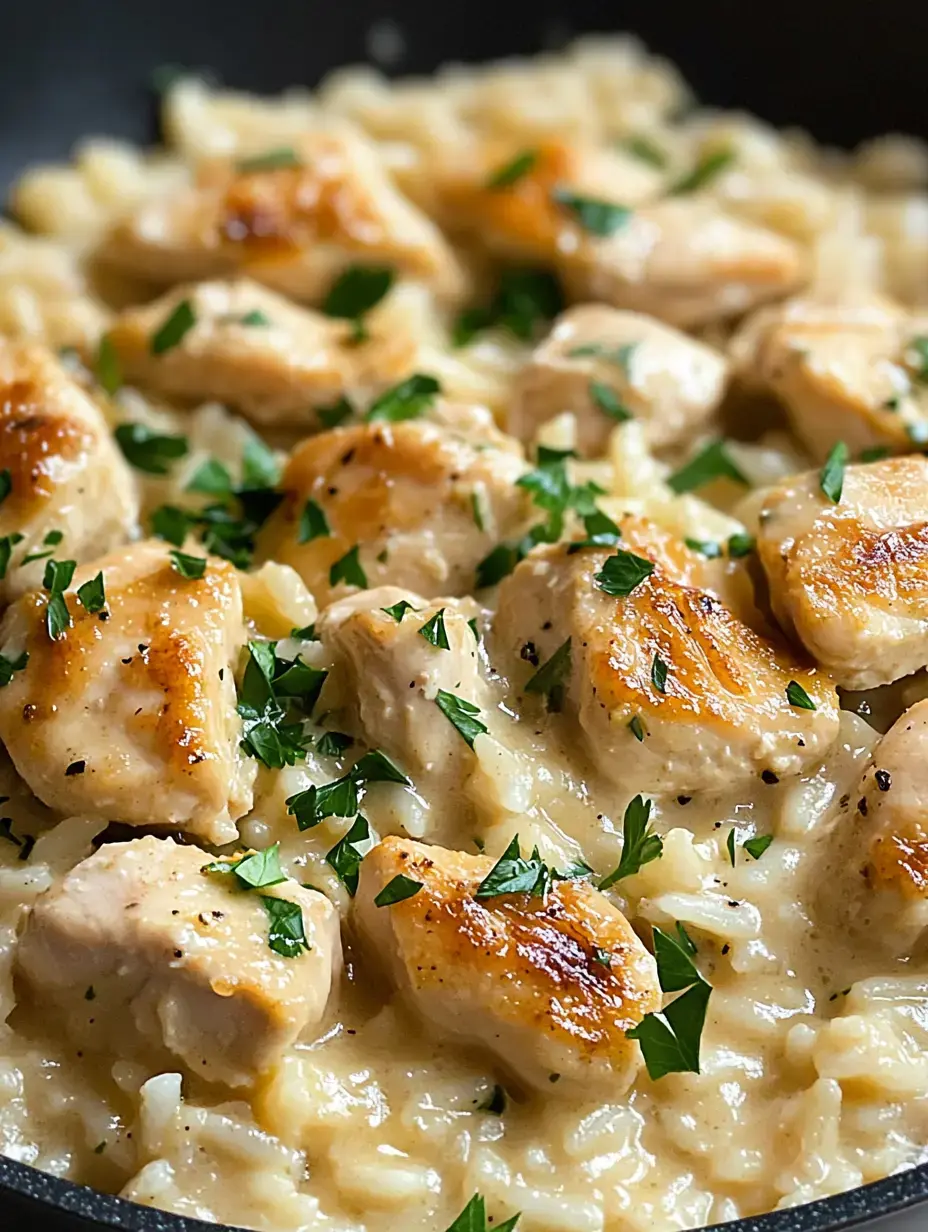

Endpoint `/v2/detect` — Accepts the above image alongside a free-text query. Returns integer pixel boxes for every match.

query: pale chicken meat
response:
[434,140,804,327]
[734,295,928,461]
[105,278,422,429]
[0,540,255,844]
[0,339,138,602]
[353,835,660,1094]
[493,520,839,795]
[16,836,341,1087]
[757,456,928,689]
[100,128,468,304]
[256,405,531,607]
[318,588,488,836]
[509,304,729,456]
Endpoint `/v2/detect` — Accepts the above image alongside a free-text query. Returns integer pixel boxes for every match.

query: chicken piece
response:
[734,295,928,461]
[318,588,488,832]
[16,836,341,1087]
[0,339,138,602]
[493,520,839,795]
[100,129,468,304]
[757,456,928,689]
[354,835,659,1094]
[256,405,530,607]
[0,540,254,844]
[509,304,729,456]
[434,142,803,328]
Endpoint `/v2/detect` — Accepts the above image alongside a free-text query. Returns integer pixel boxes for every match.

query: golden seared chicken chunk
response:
[735,295,928,461]
[0,540,254,843]
[105,279,420,430]
[354,835,659,1094]
[319,588,488,831]
[757,456,928,689]
[257,405,530,607]
[16,837,341,1087]
[100,129,467,304]
[494,520,838,795]
[509,304,729,456]
[0,339,137,601]
[434,141,803,327]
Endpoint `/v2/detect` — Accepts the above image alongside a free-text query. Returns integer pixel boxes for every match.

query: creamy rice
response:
[1,33,928,1232]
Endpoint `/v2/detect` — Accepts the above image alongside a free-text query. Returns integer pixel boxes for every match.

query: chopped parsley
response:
[594,549,654,596]
[470,490,486,532]
[187,458,233,496]
[150,299,197,355]
[435,689,488,748]
[329,544,367,589]
[237,146,302,173]
[204,843,287,889]
[453,268,564,346]
[0,469,10,505]
[475,835,551,899]
[684,538,721,558]
[486,149,538,189]
[43,558,75,640]
[599,795,663,888]
[743,834,774,861]
[316,730,353,757]
[786,680,816,710]
[475,542,520,589]
[374,873,424,907]
[94,334,122,395]
[668,148,735,195]
[569,341,637,374]
[621,134,668,168]
[443,1193,520,1232]
[626,925,712,1079]
[76,572,106,614]
[169,549,206,579]
[298,499,331,543]
[726,828,737,867]
[726,532,756,559]
[906,336,928,382]
[237,639,328,769]
[381,599,417,622]
[0,533,24,579]
[419,608,450,650]
[21,528,65,565]
[365,373,441,423]
[524,637,571,712]
[237,308,271,326]
[551,188,633,236]
[667,439,748,494]
[261,895,311,958]
[286,747,409,830]
[651,653,668,693]
[629,714,645,742]
[859,445,891,463]
[115,423,189,475]
[0,650,28,687]
[589,380,632,422]
[819,440,848,504]
[317,396,354,429]
[322,265,394,342]
[325,813,371,895]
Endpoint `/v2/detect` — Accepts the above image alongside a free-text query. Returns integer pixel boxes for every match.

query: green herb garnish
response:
[76,572,106,614]
[322,265,394,340]
[366,373,441,423]
[419,608,450,650]
[668,148,735,195]
[95,334,122,395]
[594,549,654,596]
[42,558,75,640]
[486,149,538,189]
[819,440,848,504]
[381,600,417,622]
[524,637,571,712]
[599,795,662,888]
[298,499,330,543]
[651,653,668,693]
[115,423,189,474]
[325,813,371,896]
[667,439,748,494]
[626,925,712,1079]
[150,299,197,355]
[435,689,488,748]
[169,549,206,579]
[329,544,367,589]
[589,381,632,422]
[0,651,28,687]
[743,834,774,861]
[237,147,302,173]
[374,874,424,907]
[551,189,633,236]
[786,680,816,710]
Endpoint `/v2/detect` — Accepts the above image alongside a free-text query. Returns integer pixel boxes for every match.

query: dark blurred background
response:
[0,0,925,190]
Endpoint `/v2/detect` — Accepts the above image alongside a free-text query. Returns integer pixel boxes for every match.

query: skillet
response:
[0,0,927,1228]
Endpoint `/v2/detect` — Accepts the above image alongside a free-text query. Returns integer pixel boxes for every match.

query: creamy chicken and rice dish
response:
[2,33,928,1232]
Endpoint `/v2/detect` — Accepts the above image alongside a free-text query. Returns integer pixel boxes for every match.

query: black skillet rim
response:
[1,1150,927,1231]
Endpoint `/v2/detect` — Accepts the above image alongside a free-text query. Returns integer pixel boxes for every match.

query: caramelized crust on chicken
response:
[494,521,839,794]
[0,540,254,843]
[734,295,928,461]
[0,339,137,601]
[16,837,341,1087]
[257,406,530,606]
[100,130,468,304]
[509,304,729,455]
[105,278,419,428]
[354,835,660,1093]
[757,456,928,689]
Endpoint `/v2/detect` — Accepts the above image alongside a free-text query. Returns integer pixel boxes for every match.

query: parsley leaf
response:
[475,543,520,588]
[205,843,288,890]
[366,373,441,423]
[76,572,106,614]
[381,600,417,622]
[726,828,737,867]
[435,689,488,748]
[651,653,668,693]
[594,549,654,596]
[95,333,122,395]
[454,269,565,346]
[237,308,271,326]
[621,134,668,169]
[151,505,194,547]
[1,532,25,579]
[551,188,633,236]
[0,650,28,687]
[329,544,367,589]
[569,341,637,374]
[626,927,712,1079]
[419,608,450,650]
[906,336,928,381]
[150,299,197,355]
[726,532,756,558]
[0,469,11,505]
[322,265,394,338]
[187,458,233,496]
[374,873,423,907]
[667,439,748,494]
[317,396,354,429]
[599,795,663,888]
[169,549,206,579]
[819,440,848,504]
[475,835,549,898]
[786,680,816,710]
[261,895,310,957]
[685,538,721,558]
[443,1193,521,1232]
[744,834,774,861]
[325,813,371,895]
[351,748,410,785]
[298,499,330,543]
[668,148,735,195]
[316,730,353,757]
[629,714,645,742]
[43,558,75,640]
[487,149,538,189]
[524,637,571,712]
[115,423,189,475]
[589,380,632,422]
[237,147,302,173]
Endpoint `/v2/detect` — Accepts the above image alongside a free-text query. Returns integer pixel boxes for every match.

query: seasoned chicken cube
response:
[354,835,659,1094]
[757,456,928,689]
[493,520,839,795]
[16,836,341,1087]
[735,295,928,461]
[100,129,468,304]
[509,304,729,456]
[105,278,420,429]
[434,142,803,327]
[318,588,488,832]
[0,339,138,602]
[0,540,255,844]
[256,405,530,606]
